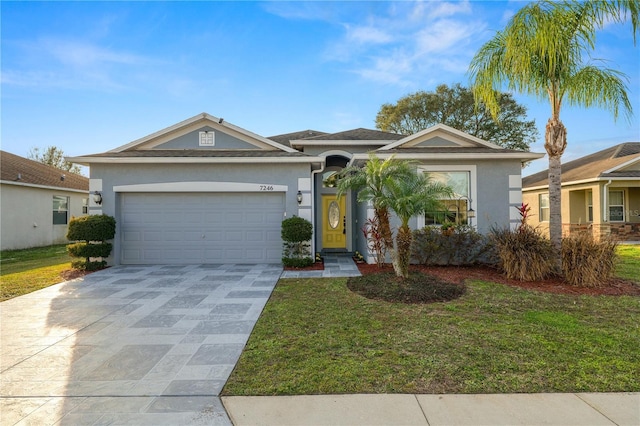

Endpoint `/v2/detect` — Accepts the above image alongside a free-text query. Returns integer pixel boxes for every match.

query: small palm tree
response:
[337,153,415,263]
[384,172,453,278]
[469,0,638,255]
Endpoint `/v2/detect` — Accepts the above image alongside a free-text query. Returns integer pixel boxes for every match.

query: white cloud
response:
[426,0,472,19]
[43,39,143,68]
[346,25,393,45]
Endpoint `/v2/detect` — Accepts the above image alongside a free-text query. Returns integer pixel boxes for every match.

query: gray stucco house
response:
[68,113,542,265]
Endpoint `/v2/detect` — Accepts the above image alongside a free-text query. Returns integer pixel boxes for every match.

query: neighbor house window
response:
[199,131,214,146]
[53,196,69,225]
[82,198,89,214]
[539,193,550,222]
[587,191,593,222]
[423,171,470,226]
[609,190,624,222]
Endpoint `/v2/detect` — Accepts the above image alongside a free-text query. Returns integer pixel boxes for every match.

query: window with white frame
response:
[82,198,89,214]
[609,190,624,222]
[539,193,550,222]
[423,171,471,226]
[587,190,593,222]
[53,196,69,225]
[199,131,215,146]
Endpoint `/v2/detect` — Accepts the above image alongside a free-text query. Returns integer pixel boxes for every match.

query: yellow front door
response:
[322,194,347,249]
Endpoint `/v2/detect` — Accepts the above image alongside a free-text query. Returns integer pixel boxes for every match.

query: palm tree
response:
[469,0,638,254]
[337,153,415,264]
[384,172,453,278]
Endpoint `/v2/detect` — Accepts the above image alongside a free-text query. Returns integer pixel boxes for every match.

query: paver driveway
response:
[0,263,282,425]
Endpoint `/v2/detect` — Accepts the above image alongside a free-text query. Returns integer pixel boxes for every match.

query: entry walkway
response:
[280,254,361,279]
[1,264,281,425]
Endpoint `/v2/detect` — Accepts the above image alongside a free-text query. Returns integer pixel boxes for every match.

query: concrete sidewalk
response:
[222,393,640,426]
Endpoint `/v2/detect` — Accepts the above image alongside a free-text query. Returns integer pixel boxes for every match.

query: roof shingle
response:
[522,142,640,188]
[1,150,88,191]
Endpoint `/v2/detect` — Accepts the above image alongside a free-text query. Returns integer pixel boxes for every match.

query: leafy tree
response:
[468,0,637,254]
[384,172,453,278]
[28,146,82,174]
[375,83,538,151]
[336,154,415,262]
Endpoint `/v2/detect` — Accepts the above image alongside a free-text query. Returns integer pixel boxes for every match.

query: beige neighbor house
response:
[522,143,640,242]
[1,151,89,250]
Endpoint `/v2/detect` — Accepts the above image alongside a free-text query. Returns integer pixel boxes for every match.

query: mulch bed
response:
[59,269,96,281]
[357,263,640,296]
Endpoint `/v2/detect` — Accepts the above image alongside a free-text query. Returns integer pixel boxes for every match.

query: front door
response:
[322,194,346,249]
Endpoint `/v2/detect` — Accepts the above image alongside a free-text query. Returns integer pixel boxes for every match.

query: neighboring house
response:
[522,143,640,242]
[1,151,89,250]
[68,112,542,265]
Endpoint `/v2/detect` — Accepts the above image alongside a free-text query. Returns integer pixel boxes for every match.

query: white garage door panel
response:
[121,193,284,264]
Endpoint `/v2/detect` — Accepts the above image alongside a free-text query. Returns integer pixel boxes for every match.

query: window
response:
[539,193,550,222]
[609,190,624,222]
[53,196,69,225]
[423,171,470,225]
[82,198,89,214]
[587,191,593,222]
[199,131,215,146]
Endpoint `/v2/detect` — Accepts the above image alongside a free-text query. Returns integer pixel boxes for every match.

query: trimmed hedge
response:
[67,214,116,242]
[412,225,495,266]
[281,216,313,267]
[67,214,116,271]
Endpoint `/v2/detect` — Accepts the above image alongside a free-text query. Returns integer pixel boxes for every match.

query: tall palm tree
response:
[337,153,415,263]
[384,172,453,278]
[469,0,638,254]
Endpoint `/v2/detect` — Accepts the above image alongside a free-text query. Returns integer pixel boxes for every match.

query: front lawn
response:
[223,275,640,395]
[0,244,72,301]
[616,245,640,282]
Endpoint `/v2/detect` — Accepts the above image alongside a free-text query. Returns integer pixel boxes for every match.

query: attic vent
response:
[199,131,215,147]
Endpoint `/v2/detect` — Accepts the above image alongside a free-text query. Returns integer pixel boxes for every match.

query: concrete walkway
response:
[1,264,281,425]
[280,254,361,278]
[222,393,640,425]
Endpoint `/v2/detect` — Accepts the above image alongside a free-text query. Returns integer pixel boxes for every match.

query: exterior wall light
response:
[296,190,303,205]
[93,191,103,205]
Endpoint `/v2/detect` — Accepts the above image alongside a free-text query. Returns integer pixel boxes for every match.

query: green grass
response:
[616,245,640,282]
[223,275,640,396]
[0,244,72,301]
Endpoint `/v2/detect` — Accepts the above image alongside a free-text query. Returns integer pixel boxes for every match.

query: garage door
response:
[120,193,284,264]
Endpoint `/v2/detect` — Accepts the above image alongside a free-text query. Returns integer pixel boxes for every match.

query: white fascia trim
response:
[113,181,288,193]
[523,176,640,192]
[66,156,325,165]
[602,156,640,174]
[291,140,391,147]
[109,112,298,153]
[352,152,545,161]
[1,180,88,194]
[379,124,502,151]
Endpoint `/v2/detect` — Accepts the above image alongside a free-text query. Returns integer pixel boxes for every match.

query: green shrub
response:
[412,225,495,266]
[281,216,313,265]
[282,257,314,268]
[281,216,313,242]
[67,242,113,259]
[67,214,116,271]
[71,259,107,271]
[562,232,618,287]
[490,225,555,281]
[67,214,116,242]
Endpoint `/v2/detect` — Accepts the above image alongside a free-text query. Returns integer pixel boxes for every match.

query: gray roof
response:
[383,147,527,154]
[1,150,88,191]
[523,142,640,188]
[299,128,404,141]
[268,130,328,146]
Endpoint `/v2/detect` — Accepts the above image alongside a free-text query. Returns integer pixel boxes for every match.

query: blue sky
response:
[2,1,639,176]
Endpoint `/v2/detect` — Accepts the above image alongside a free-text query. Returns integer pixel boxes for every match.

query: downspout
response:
[311,161,326,259]
[603,180,612,222]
